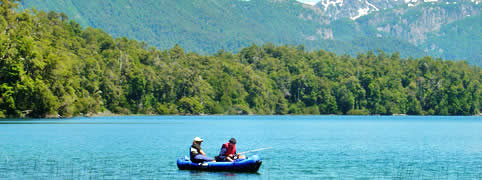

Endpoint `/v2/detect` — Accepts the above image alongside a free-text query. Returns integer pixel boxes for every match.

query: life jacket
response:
[222,142,236,156]
[190,144,201,161]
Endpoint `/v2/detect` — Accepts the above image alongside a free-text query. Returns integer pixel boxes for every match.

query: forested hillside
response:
[1,2,480,118]
[19,0,323,53]
[20,0,481,65]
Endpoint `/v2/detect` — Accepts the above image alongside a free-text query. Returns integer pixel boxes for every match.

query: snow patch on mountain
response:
[319,0,344,11]
[298,0,320,6]
[350,0,380,20]
[405,0,438,2]
[309,0,481,20]
[301,1,318,5]
[366,1,379,11]
[351,7,370,20]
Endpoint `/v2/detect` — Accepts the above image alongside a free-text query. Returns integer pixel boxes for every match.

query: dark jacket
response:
[190,144,201,161]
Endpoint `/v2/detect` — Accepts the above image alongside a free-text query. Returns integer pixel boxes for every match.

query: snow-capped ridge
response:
[310,0,480,21]
[319,0,344,11]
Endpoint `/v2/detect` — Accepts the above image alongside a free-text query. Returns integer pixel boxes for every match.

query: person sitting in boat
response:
[216,138,246,162]
[190,137,216,163]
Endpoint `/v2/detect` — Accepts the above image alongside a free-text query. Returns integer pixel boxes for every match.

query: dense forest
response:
[0,1,480,118]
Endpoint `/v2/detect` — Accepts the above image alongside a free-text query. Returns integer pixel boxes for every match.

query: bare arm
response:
[226,155,233,162]
[199,149,207,156]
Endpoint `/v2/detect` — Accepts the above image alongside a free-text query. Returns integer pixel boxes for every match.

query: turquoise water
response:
[0,116,481,179]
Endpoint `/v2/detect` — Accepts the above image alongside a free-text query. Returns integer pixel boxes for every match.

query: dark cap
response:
[229,138,237,144]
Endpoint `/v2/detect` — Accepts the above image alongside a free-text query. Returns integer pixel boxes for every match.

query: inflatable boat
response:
[177,155,262,172]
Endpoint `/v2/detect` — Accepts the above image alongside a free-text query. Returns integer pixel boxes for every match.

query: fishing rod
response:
[238,147,272,155]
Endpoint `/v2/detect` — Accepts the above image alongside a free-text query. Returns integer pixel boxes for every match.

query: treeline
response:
[0,2,480,118]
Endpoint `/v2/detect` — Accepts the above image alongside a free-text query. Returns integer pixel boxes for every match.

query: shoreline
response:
[1,112,480,120]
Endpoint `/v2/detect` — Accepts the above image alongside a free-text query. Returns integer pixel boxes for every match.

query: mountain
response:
[312,0,406,20]
[310,0,481,63]
[422,14,482,61]
[355,1,481,62]
[19,0,481,65]
[1,3,480,117]
[19,0,322,53]
[310,0,478,20]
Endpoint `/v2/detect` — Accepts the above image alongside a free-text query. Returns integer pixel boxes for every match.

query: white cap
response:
[193,137,204,142]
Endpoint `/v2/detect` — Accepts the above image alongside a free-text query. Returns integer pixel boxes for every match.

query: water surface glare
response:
[0,116,481,179]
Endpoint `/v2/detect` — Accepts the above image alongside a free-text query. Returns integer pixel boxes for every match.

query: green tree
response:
[178,97,203,115]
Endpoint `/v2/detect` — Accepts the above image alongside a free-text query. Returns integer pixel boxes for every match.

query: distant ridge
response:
[20,0,481,65]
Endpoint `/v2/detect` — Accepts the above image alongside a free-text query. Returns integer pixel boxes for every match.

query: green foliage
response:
[0,3,480,117]
[335,86,355,114]
[19,0,321,54]
[19,0,477,64]
[347,109,370,115]
[178,97,203,115]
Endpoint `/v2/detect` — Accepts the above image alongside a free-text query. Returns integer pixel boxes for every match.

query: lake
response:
[0,116,480,179]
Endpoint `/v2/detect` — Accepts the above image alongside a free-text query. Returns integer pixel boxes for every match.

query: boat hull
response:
[177,155,262,172]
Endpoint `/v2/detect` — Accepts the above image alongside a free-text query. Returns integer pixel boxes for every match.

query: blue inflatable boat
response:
[177,155,262,172]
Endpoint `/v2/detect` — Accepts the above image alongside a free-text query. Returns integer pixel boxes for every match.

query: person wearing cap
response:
[190,137,215,163]
[216,138,246,162]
